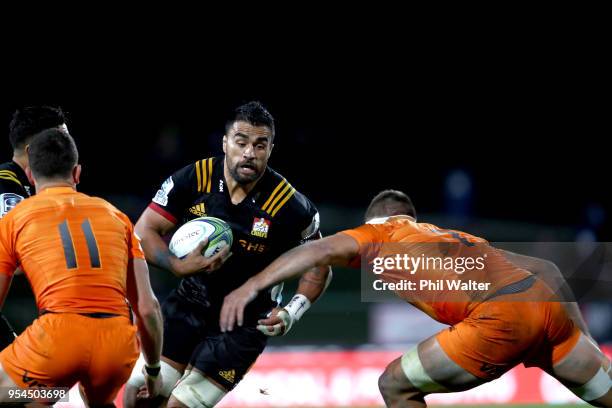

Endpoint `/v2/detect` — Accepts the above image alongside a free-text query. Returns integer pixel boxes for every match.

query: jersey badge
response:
[251,217,271,238]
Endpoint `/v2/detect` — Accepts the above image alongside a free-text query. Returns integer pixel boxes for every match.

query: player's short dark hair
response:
[28,129,78,180]
[8,106,67,150]
[365,189,416,221]
[225,101,275,140]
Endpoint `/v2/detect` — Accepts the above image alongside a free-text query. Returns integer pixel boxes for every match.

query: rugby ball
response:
[169,217,233,259]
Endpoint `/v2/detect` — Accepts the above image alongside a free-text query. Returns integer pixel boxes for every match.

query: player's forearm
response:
[296,266,332,303]
[136,225,181,276]
[134,298,163,365]
[251,241,331,292]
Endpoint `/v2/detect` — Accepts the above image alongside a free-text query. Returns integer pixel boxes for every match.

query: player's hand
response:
[220,280,259,332]
[171,238,231,277]
[256,307,293,336]
[136,370,162,400]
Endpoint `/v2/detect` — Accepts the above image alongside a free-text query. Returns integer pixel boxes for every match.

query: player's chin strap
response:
[257,294,311,336]
[570,363,612,402]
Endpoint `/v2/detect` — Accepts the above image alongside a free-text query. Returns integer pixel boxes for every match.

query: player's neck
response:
[223,163,259,205]
[35,180,76,193]
[11,152,27,172]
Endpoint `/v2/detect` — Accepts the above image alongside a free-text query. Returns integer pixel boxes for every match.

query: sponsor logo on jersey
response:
[0,193,24,217]
[251,217,271,238]
[218,369,236,383]
[153,177,174,206]
[189,203,206,217]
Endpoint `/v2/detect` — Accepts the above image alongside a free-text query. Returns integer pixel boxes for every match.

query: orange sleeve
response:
[0,215,17,277]
[119,212,145,260]
[339,224,383,269]
[340,224,381,246]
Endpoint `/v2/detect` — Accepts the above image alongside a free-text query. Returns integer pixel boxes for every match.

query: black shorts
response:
[161,291,267,390]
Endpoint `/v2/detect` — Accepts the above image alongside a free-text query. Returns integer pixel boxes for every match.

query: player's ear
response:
[222,135,228,154]
[73,164,82,185]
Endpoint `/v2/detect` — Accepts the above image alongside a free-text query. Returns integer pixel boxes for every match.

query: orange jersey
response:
[0,187,144,317]
[341,215,531,324]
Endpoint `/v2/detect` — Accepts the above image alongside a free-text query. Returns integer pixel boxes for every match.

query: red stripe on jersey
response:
[148,203,178,224]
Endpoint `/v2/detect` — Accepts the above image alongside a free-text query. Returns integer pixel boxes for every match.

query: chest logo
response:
[251,217,271,238]
[189,203,206,217]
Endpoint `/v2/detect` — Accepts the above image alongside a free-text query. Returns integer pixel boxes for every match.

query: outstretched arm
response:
[220,233,359,332]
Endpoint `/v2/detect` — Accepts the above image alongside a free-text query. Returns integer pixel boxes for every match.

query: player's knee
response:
[171,370,227,408]
[569,362,612,404]
[378,365,422,401]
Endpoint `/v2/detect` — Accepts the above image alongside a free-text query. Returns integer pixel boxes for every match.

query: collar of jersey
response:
[38,186,76,194]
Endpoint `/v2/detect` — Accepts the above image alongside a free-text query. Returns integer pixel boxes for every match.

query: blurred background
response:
[1,68,609,404]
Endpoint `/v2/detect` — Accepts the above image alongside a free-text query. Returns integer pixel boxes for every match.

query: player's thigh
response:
[189,326,267,391]
[387,334,485,395]
[552,332,612,405]
[80,317,139,405]
[0,315,83,389]
[160,293,206,367]
[169,367,227,408]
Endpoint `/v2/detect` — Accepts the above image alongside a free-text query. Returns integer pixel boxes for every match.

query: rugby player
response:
[125,101,331,408]
[221,190,611,407]
[0,129,163,406]
[0,106,69,350]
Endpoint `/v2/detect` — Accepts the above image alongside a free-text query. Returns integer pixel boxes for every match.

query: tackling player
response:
[0,129,164,406]
[125,101,331,408]
[221,190,611,407]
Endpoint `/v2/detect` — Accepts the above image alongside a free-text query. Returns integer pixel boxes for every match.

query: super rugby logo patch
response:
[153,177,174,207]
[0,193,23,217]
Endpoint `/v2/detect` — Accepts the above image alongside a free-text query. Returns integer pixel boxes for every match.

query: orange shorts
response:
[0,313,139,404]
[436,279,581,380]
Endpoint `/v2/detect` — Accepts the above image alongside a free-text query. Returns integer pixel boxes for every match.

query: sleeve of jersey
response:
[0,216,17,277]
[298,199,321,245]
[148,164,195,224]
[0,180,25,219]
[339,224,382,269]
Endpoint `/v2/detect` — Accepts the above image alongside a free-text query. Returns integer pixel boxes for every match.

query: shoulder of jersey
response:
[259,168,312,219]
[0,163,23,187]
[189,156,219,194]
[76,194,130,221]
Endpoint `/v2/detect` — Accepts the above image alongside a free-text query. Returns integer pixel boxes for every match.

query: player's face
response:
[223,121,273,185]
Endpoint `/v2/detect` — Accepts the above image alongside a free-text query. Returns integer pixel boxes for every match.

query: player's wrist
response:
[246,277,264,294]
[169,255,190,277]
[284,294,311,322]
[144,361,161,377]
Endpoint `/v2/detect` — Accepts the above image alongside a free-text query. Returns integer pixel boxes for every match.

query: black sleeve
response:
[287,193,321,247]
[149,163,197,223]
[0,180,27,218]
